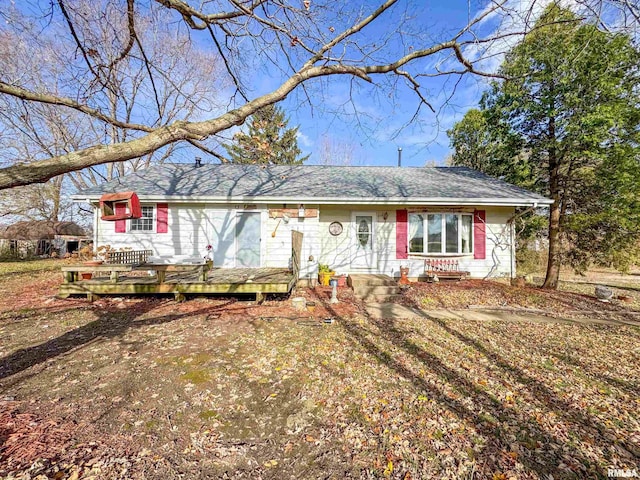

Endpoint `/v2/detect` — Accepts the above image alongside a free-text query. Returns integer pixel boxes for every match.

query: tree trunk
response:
[50,176,63,221]
[543,114,561,289]
[543,199,561,288]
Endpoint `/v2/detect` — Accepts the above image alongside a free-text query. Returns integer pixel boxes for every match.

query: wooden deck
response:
[59,267,296,301]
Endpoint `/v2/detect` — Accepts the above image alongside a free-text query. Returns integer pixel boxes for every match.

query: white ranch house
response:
[74,164,551,282]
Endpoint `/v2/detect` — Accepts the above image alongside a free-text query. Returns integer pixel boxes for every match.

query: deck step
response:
[348,274,398,289]
[349,274,403,302]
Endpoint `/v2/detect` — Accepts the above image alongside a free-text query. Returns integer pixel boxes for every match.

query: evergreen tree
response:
[448,4,640,287]
[223,105,309,165]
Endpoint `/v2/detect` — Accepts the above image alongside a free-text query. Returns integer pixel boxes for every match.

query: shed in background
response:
[0,220,90,258]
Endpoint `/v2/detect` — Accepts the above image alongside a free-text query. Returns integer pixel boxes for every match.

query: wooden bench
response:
[424,259,469,281]
[61,264,134,283]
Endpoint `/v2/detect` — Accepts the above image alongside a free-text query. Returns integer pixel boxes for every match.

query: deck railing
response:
[104,249,152,265]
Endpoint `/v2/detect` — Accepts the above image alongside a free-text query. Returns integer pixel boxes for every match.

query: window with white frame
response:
[130,206,154,231]
[409,213,473,255]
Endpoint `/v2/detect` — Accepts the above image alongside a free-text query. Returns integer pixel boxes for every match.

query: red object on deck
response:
[99,192,142,221]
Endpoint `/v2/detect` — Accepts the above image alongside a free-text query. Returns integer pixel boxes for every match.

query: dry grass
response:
[0,258,62,276]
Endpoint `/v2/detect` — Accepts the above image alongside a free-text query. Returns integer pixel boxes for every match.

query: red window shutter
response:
[474,210,486,259]
[115,203,126,233]
[156,203,168,233]
[396,209,408,259]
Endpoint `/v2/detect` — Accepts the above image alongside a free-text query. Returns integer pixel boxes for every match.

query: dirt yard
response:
[403,278,640,314]
[1,261,639,479]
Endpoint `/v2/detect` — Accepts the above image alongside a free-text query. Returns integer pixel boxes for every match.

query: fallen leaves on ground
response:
[0,264,639,478]
[401,279,638,316]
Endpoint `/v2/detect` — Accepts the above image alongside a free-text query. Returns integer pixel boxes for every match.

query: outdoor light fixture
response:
[298,204,305,217]
[383,212,389,221]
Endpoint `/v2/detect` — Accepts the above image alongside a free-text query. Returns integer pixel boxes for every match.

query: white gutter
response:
[73,195,553,207]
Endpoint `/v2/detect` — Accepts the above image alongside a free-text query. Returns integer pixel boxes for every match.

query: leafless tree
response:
[317,135,363,166]
[0,0,636,190]
[0,0,227,194]
[0,178,72,221]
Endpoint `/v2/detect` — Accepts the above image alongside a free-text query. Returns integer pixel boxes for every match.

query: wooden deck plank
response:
[59,282,292,295]
[59,267,295,297]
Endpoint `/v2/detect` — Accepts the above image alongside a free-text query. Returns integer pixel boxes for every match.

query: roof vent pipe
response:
[397,147,402,167]
[195,157,202,168]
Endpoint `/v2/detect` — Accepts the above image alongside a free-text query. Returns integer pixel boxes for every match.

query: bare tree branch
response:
[56,0,100,81]
[0,81,153,132]
[186,139,229,163]
[153,0,267,29]
[0,0,636,191]
[104,0,137,74]
[206,24,249,103]
[393,69,435,112]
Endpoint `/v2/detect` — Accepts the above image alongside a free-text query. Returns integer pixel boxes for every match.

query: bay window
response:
[409,212,473,255]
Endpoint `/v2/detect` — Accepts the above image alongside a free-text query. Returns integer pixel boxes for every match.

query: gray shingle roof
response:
[74,164,551,205]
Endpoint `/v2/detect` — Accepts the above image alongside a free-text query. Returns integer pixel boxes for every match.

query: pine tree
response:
[448,5,640,287]
[223,105,310,165]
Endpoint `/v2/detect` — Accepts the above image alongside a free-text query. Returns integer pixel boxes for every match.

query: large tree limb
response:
[0,46,471,189]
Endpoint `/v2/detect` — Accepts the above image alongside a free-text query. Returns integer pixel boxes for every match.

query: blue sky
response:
[219,0,631,168]
[232,0,502,168]
[8,0,615,171]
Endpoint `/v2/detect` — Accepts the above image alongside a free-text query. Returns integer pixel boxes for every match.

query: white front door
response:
[351,213,376,270]
[236,212,261,267]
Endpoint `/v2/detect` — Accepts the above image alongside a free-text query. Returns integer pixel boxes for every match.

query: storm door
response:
[236,212,261,267]
[351,213,376,269]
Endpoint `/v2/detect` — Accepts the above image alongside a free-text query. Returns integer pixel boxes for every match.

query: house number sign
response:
[329,221,343,236]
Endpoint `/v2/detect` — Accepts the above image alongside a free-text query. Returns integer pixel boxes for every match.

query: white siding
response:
[264,204,319,279]
[96,203,254,267]
[317,205,516,279]
[206,208,236,267]
[97,202,184,257]
[318,208,351,272]
[96,202,515,278]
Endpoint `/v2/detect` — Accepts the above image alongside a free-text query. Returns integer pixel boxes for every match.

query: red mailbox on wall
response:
[99,191,142,221]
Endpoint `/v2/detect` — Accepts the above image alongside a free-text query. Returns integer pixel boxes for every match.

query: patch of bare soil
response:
[0,273,365,479]
[552,267,640,286]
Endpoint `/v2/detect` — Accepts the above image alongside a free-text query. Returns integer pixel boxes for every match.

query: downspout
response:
[506,203,537,279]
